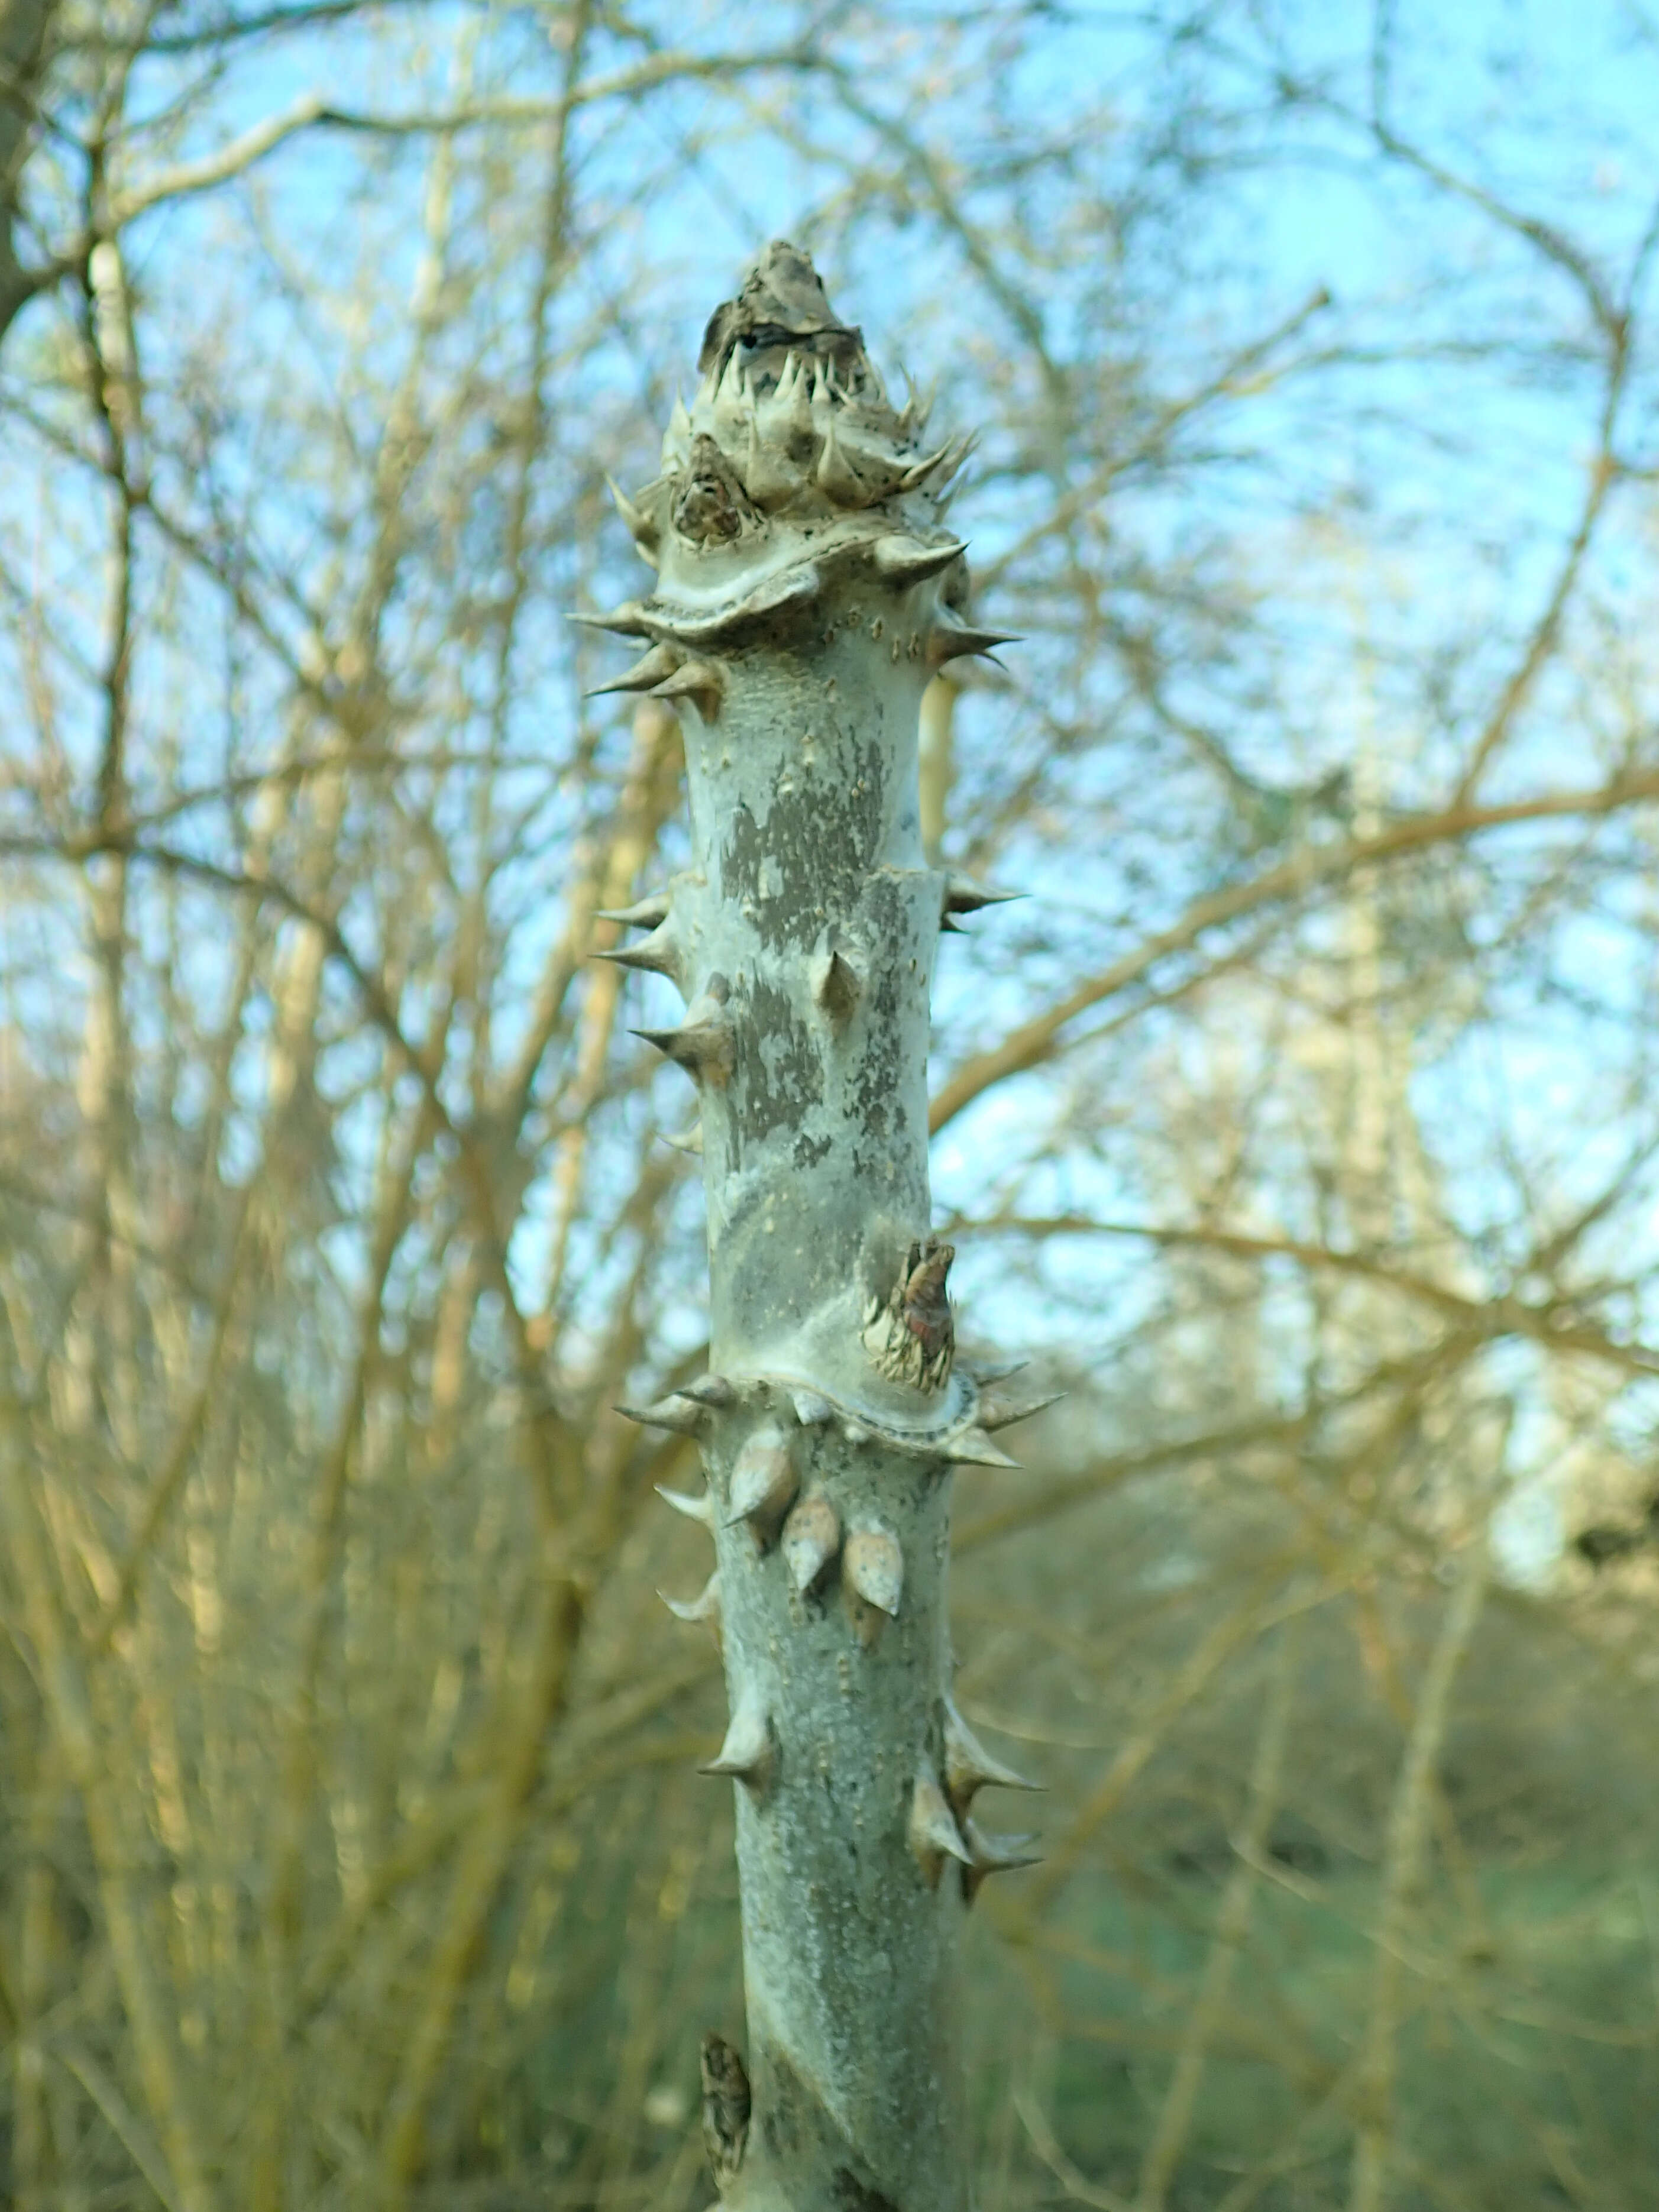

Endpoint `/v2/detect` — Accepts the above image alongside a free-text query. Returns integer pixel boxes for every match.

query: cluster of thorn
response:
[574,240,1016,711]
[622,1356,1057,1480]
[596,876,1021,1163]
[652,347,975,523]
[628,1366,1055,1907]
[578,530,1017,719]
[657,237,975,527]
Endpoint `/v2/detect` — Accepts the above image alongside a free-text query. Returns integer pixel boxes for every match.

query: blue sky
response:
[6,0,1658,1571]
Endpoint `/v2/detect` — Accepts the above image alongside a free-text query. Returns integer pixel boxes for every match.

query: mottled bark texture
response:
[596,243,1042,2212]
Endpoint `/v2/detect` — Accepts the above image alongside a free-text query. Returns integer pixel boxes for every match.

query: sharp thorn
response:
[655,1483,715,1527]
[649,659,724,715]
[900,377,938,441]
[606,473,660,552]
[700,1692,774,1787]
[949,1427,1022,1470]
[584,642,680,698]
[871,533,968,586]
[929,620,1021,669]
[979,1389,1065,1432]
[662,1122,704,1154]
[633,992,735,1085]
[616,1394,704,1436]
[782,351,811,428]
[898,430,977,494]
[567,602,653,639]
[897,442,955,491]
[933,431,980,489]
[596,891,671,930]
[815,414,851,499]
[591,921,679,977]
[943,1696,1043,1816]
[962,1816,1043,1904]
[909,1770,972,1887]
[944,871,1023,917]
[661,408,692,480]
[659,1569,722,1631]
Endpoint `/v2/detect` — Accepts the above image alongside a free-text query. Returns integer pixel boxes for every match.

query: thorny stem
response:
[595,242,1041,2212]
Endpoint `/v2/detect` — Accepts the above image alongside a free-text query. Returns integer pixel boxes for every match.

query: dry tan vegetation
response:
[2,3,1658,2207]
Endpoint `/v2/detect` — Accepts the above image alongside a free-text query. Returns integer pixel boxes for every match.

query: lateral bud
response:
[700,2032,751,2191]
[701,1690,775,1790]
[862,1237,955,1395]
[943,1695,1042,1819]
[781,1493,840,1595]
[843,1523,903,1645]
[727,1425,798,1547]
[908,1770,972,1888]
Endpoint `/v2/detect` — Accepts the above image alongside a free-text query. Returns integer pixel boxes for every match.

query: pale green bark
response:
[597,244,1038,2212]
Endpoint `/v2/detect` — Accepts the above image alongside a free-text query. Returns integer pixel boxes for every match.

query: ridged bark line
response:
[595,242,1043,2212]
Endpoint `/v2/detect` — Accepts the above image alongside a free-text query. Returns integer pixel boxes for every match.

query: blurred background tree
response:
[2,2,1658,2208]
